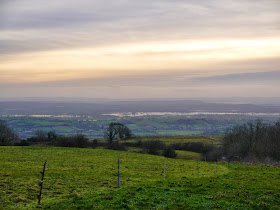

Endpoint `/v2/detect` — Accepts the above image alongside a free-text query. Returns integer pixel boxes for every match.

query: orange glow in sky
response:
[1,0,280,98]
[1,38,279,83]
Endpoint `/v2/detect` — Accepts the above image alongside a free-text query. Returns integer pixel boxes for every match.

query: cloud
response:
[0,0,280,99]
[2,69,279,90]
[191,70,280,85]
[1,68,280,99]
[0,0,279,55]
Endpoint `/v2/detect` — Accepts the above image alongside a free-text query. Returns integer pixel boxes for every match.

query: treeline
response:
[223,120,280,162]
[0,120,95,148]
[2,119,280,162]
[26,130,94,148]
[118,139,216,159]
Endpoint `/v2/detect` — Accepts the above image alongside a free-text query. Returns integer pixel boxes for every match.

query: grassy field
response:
[125,146,202,160]
[1,146,280,209]
[175,150,202,160]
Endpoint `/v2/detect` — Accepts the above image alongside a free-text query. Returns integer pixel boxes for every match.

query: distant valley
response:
[1,100,280,139]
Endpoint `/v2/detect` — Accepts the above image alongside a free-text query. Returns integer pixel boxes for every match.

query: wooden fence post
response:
[197,160,199,178]
[164,158,166,179]
[118,159,120,188]
[215,161,217,176]
[38,160,47,207]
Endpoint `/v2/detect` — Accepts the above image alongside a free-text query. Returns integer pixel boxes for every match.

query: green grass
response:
[156,130,203,135]
[126,146,143,153]
[1,146,280,209]
[125,147,202,160]
[176,150,202,160]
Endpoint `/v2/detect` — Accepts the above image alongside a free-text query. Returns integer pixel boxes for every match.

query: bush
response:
[142,140,166,155]
[56,134,89,148]
[136,138,143,147]
[203,147,223,162]
[90,139,98,148]
[106,142,127,151]
[163,147,177,158]
[56,136,75,147]
[170,142,205,153]
[74,134,89,148]
[14,139,29,146]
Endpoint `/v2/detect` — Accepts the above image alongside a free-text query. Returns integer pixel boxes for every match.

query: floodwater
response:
[102,112,280,117]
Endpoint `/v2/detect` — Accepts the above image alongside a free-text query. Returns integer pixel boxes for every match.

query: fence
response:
[0,158,230,207]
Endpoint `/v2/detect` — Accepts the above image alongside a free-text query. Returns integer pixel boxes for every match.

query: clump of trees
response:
[27,130,90,148]
[137,139,177,158]
[0,120,19,146]
[104,123,132,143]
[0,120,92,148]
[223,120,280,161]
[104,123,132,150]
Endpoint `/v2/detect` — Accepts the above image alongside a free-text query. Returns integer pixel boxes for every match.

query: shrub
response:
[106,142,127,151]
[136,138,143,147]
[90,139,98,148]
[203,147,223,162]
[142,140,166,155]
[163,147,177,158]
[55,134,89,148]
[170,142,205,153]
[74,134,88,148]
[14,139,29,146]
[56,136,75,147]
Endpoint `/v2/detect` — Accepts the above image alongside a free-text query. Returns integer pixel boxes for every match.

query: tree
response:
[74,134,88,148]
[104,123,118,143]
[222,120,280,161]
[104,123,132,143]
[118,125,132,140]
[47,131,57,142]
[0,120,19,146]
[35,130,47,143]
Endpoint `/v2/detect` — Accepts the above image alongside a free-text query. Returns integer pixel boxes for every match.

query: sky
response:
[0,0,280,99]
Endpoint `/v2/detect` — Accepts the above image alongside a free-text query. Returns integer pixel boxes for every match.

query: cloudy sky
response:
[0,0,280,99]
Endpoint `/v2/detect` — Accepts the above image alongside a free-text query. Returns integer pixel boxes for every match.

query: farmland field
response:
[1,146,280,209]
[2,111,280,140]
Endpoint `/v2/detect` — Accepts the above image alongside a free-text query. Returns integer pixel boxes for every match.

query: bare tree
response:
[35,130,47,144]
[0,120,19,146]
[222,120,280,161]
[104,123,132,143]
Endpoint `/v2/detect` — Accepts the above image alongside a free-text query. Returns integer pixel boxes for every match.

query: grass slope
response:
[175,150,202,160]
[0,146,279,209]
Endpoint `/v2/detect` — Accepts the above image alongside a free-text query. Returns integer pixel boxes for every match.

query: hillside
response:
[1,146,279,209]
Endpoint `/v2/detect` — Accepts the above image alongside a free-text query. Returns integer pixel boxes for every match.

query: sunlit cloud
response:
[0,0,279,98]
[1,37,279,84]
